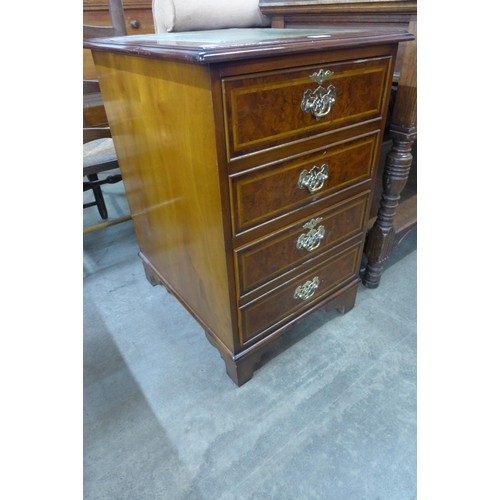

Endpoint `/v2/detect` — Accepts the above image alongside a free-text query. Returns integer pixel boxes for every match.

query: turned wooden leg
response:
[364,14,417,289]
[363,125,416,288]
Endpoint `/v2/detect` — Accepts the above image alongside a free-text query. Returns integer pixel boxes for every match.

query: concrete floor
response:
[83,179,417,500]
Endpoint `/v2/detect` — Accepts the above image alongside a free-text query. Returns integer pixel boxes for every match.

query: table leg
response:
[363,125,416,288]
[363,13,417,288]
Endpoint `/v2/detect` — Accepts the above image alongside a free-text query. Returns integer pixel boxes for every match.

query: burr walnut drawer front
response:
[238,242,363,345]
[223,56,391,159]
[235,191,369,299]
[230,133,377,236]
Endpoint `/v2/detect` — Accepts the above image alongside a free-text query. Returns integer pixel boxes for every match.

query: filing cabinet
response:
[84,28,413,385]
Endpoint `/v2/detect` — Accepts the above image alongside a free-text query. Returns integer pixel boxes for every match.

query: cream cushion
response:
[152,0,271,33]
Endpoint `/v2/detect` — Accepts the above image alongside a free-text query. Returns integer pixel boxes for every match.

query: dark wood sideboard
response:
[83,0,154,127]
[259,0,417,287]
[85,28,413,385]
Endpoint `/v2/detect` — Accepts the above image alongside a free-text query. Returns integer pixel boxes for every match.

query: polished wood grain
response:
[83,7,153,34]
[83,92,108,127]
[259,0,416,10]
[259,2,417,288]
[84,0,131,127]
[239,242,363,344]
[223,57,390,158]
[84,0,154,80]
[231,133,377,235]
[235,191,369,298]
[83,12,131,231]
[86,29,411,385]
[91,52,237,351]
[84,28,414,63]
[259,0,416,82]
[363,13,416,288]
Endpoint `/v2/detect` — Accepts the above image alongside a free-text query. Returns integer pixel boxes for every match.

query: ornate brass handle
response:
[301,69,336,121]
[296,217,325,252]
[294,276,320,301]
[298,164,329,194]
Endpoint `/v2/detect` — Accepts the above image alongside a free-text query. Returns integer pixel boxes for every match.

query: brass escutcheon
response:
[301,69,336,121]
[296,217,325,252]
[309,69,333,85]
[294,276,320,301]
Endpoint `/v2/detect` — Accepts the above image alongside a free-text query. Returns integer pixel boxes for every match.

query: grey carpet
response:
[83,185,416,500]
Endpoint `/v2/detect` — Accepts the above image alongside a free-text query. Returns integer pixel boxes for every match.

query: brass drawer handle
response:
[301,69,336,121]
[298,164,329,194]
[294,276,320,301]
[296,217,325,252]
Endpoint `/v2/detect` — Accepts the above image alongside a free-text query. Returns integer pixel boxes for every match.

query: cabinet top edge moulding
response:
[258,0,417,12]
[84,27,414,387]
[83,27,415,63]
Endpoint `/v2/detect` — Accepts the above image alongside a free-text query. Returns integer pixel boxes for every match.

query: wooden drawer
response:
[238,241,363,345]
[235,191,369,299]
[230,133,377,236]
[85,27,411,385]
[83,6,154,80]
[223,56,391,159]
[83,6,154,35]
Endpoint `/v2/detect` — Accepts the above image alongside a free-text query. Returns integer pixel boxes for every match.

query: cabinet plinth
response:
[85,28,413,386]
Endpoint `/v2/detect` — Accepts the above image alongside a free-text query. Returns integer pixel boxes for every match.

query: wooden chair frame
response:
[83,0,131,233]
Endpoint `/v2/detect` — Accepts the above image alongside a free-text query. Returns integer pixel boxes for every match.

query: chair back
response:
[83,0,132,232]
[84,0,127,39]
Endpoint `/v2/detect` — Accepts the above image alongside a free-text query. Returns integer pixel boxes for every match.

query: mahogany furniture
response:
[83,7,132,232]
[84,0,154,80]
[85,28,413,385]
[364,12,416,287]
[259,0,417,287]
[84,0,154,127]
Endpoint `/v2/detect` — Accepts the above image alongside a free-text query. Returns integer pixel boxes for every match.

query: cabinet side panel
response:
[92,53,235,351]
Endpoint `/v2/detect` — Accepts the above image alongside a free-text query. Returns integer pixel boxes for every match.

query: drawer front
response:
[235,191,369,299]
[231,133,377,236]
[223,56,390,159]
[84,8,154,80]
[239,242,362,345]
[83,8,154,35]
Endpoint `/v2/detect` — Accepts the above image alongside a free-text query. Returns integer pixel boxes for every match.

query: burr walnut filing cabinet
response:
[84,28,414,386]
